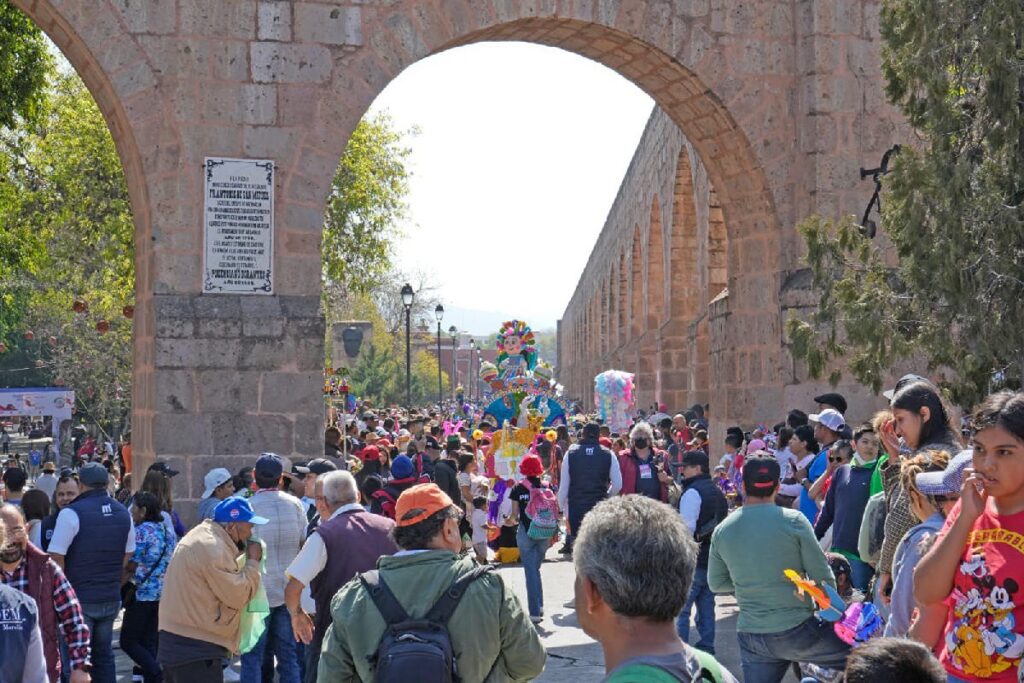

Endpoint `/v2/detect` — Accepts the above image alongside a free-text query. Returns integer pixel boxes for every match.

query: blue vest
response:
[64,489,132,604]
[566,440,612,508]
[0,583,38,683]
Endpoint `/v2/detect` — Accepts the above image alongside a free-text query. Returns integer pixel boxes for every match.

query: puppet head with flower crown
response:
[495,320,538,371]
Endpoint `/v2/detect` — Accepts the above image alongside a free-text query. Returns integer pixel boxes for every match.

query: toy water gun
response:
[783,569,846,622]
[834,601,884,645]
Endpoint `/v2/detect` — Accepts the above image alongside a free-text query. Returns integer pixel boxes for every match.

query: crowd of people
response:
[1,376,1023,682]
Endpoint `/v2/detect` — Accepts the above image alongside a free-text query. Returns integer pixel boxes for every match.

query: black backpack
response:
[359,565,493,683]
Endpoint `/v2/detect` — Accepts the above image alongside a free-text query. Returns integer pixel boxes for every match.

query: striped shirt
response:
[248,490,308,607]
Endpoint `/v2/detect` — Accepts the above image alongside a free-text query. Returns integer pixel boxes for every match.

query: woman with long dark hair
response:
[121,491,176,683]
[876,381,961,603]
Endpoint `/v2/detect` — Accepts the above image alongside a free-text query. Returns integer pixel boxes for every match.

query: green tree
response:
[0,1,52,129]
[788,0,1024,405]
[322,112,413,296]
[0,71,133,436]
[348,342,400,407]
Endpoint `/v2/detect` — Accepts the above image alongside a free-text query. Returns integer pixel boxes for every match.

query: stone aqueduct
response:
[12,0,906,508]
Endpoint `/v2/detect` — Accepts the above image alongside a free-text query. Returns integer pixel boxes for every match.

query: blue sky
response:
[369,42,654,334]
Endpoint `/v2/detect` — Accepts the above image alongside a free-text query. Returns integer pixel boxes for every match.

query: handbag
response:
[121,526,169,608]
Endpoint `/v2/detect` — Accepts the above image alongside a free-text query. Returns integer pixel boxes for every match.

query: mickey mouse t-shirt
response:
[938,499,1024,681]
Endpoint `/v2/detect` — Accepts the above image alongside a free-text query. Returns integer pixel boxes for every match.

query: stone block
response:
[111,61,157,100]
[210,41,251,82]
[180,0,256,39]
[259,371,322,413]
[197,370,260,413]
[197,318,244,338]
[240,296,283,318]
[242,316,285,338]
[116,0,177,34]
[250,43,333,84]
[294,4,362,46]
[195,296,242,319]
[155,316,195,339]
[156,338,242,369]
[240,337,293,370]
[242,125,302,160]
[153,413,213,455]
[210,414,293,455]
[243,84,278,125]
[154,370,196,414]
[293,415,324,458]
[258,1,292,41]
[154,295,195,319]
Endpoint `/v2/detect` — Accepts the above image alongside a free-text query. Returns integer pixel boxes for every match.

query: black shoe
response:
[558,544,572,555]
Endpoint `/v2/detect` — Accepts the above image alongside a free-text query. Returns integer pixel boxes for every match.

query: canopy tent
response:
[0,388,75,441]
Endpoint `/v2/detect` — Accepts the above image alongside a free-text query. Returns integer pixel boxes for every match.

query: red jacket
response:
[617,448,670,503]
[24,543,62,683]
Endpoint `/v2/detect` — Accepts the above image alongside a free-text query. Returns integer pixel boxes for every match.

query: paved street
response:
[104,544,777,683]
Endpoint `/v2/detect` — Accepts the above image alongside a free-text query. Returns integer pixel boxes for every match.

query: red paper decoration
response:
[23,330,34,341]
[72,300,87,313]
[96,320,110,334]
[122,305,134,319]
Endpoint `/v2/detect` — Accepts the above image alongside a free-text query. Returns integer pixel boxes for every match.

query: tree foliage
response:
[788,0,1024,406]
[322,112,413,296]
[0,71,133,435]
[0,1,52,129]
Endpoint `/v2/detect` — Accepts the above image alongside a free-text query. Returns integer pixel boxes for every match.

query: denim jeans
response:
[82,600,121,683]
[241,605,301,683]
[737,615,851,683]
[847,556,874,592]
[121,600,162,683]
[516,525,548,618]
[676,567,717,654]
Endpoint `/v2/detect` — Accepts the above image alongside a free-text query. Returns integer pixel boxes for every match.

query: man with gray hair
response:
[573,495,736,682]
[283,471,397,683]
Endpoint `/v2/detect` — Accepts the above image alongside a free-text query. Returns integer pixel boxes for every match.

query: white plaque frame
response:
[202,157,275,294]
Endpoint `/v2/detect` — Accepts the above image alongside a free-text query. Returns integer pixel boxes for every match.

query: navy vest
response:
[0,583,38,683]
[566,440,612,508]
[64,489,132,603]
[682,474,728,568]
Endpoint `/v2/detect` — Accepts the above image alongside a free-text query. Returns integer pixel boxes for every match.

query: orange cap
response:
[394,483,455,527]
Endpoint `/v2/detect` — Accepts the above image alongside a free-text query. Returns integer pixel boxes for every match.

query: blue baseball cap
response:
[916,449,973,496]
[213,496,269,525]
[254,452,284,480]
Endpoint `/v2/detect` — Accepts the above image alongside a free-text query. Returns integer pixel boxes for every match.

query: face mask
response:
[634,439,650,449]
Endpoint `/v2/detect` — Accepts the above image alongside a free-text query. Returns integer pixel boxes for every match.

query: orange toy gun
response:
[784,569,845,622]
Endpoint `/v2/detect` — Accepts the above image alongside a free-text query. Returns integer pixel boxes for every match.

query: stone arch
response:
[630,224,643,339]
[616,249,628,355]
[13,0,164,473]
[646,196,666,329]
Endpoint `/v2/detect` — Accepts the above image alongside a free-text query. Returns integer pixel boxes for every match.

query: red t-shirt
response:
[937,499,1024,681]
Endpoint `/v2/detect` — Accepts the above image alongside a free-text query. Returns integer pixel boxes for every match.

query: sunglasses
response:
[828,456,846,463]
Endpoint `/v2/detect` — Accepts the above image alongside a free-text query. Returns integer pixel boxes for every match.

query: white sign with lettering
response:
[203,157,274,294]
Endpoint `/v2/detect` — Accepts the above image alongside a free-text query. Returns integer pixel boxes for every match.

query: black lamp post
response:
[401,283,414,408]
[447,325,457,401]
[434,304,444,407]
[469,338,476,402]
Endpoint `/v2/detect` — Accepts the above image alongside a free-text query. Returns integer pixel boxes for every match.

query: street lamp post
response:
[447,325,457,403]
[469,338,476,402]
[434,304,444,408]
[401,283,414,409]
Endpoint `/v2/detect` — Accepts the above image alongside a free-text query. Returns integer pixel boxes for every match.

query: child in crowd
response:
[842,637,945,683]
[915,391,1024,682]
[471,496,489,564]
[884,449,962,638]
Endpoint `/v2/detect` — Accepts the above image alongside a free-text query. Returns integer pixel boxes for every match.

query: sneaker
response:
[558,544,572,555]
[530,615,543,624]
[223,667,241,682]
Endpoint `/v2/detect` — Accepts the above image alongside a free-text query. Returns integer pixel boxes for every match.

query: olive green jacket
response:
[318,550,546,683]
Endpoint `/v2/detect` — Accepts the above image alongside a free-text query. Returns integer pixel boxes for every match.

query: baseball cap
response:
[286,461,310,479]
[582,422,601,439]
[360,445,380,462]
[362,411,377,421]
[78,462,108,487]
[306,458,337,475]
[681,450,710,470]
[42,461,55,473]
[598,437,613,448]
[149,461,180,477]
[213,497,269,525]
[519,455,544,477]
[742,456,780,491]
[390,455,415,479]
[254,453,284,480]
[813,392,848,415]
[394,483,455,527]
[425,435,441,451]
[202,467,232,498]
[2,467,27,490]
[884,373,930,401]
[809,409,846,433]
[916,449,973,496]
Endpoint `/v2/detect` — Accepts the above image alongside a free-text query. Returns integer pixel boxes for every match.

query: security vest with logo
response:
[64,489,132,603]
[0,582,39,683]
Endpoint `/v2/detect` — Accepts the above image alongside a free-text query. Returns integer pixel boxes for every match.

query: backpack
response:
[359,565,493,683]
[522,479,560,540]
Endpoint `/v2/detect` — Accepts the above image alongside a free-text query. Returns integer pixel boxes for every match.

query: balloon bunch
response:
[594,370,635,432]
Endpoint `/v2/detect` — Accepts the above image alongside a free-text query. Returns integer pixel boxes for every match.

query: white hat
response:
[809,408,846,433]
[202,467,232,498]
